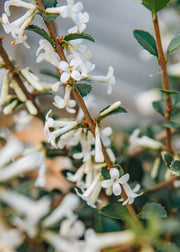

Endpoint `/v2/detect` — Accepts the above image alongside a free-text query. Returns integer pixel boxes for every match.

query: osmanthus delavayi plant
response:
[0,0,180,251]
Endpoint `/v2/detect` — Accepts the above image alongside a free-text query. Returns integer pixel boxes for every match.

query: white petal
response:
[59,61,69,71]
[101,179,113,188]
[60,72,70,83]
[118,173,130,184]
[113,183,121,196]
[71,70,81,81]
[110,168,119,180]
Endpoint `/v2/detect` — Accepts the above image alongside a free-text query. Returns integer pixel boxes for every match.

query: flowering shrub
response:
[0,0,180,251]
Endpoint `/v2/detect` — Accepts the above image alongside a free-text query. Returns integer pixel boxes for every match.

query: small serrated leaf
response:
[43,0,57,8]
[142,0,170,14]
[75,83,92,97]
[98,106,127,123]
[140,202,167,219]
[99,202,130,220]
[152,100,165,116]
[133,29,158,56]
[161,151,173,168]
[167,34,180,57]
[170,160,180,176]
[101,167,110,180]
[38,9,59,23]
[163,121,180,130]
[64,33,95,42]
[26,24,55,48]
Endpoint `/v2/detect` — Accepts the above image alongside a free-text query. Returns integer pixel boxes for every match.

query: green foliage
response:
[133,29,158,56]
[64,33,95,43]
[43,0,57,8]
[166,34,180,57]
[163,121,180,130]
[152,100,165,116]
[142,0,170,14]
[99,202,130,220]
[38,9,59,23]
[75,83,92,97]
[98,106,127,123]
[101,167,110,180]
[169,160,180,176]
[140,202,167,219]
[161,151,173,168]
[159,89,179,95]
[40,69,59,80]
[25,24,55,48]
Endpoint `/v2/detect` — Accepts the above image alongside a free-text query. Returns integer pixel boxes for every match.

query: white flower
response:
[2,0,36,48]
[101,168,129,196]
[36,39,60,68]
[87,66,115,94]
[0,188,51,237]
[53,85,76,114]
[75,174,101,208]
[21,68,44,91]
[95,125,104,163]
[58,59,81,83]
[13,110,32,132]
[129,128,163,154]
[0,73,10,107]
[121,183,143,205]
[99,101,121,118]
[42,193,80,228]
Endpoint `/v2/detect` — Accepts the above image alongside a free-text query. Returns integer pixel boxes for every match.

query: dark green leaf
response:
[99,202,129,220]
[142,0,170,14]
[98,106,127,123]
[152,100,165,116]
[159,89,179,95]
[43,0,57,8]
[64,33,95,42]
[102,216,122,232]
[167,34,180,57]
[133,29,158,56]
[26,24,55,48]
[75,83,92,97]
[101,167,110,180]
[163,121,180,130]
[140,202,167,219]
[40,69,59,80]
[38,9,59,23]
[170,160,180,176]
[161,151,173,168]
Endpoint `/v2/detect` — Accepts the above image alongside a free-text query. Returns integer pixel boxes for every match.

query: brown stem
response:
[0,37,43,119]
[144,174,178,195]
[35,0,139,220]
[152,14,173,154]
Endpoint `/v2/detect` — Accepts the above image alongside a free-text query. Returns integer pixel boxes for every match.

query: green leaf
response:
[163,121,180,130]
[40,69,59,80]
[140,202,167,219]
[26,24,55,48]
[38,9,59,23]
[152,100,165,116]
[99,202,129,220]
[161,151,173,168]
[75,83,92,97]
[64,33,95,43]
[167,34,180,57]
[133,29,158,56]
[170,160,180,176]
[43,0,57,8]
[159,89,179,95]
[101,167,110,180]
[98,106,127,123]
[142,0,170,14]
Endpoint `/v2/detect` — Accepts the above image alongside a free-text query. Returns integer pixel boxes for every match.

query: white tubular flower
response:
[95,125,104,163]
[0,132,24,168]
[25,100,38,115]
[10,79,27,102]
[67,164,85,187]
[121,183,143,205]
[13,110,32,132]
[0,188,51,238]
[42,193,80,228]
[36,39,60,68]
[59,214,85,240]
[0,151,43,182]
[75,174,101,208]
[87,66,115,95]
[101,168,129,196]
[128,128,163,154]
[2,0,36,48]
[3,99,18,114]
[21,68,43,91]
[53,85,76,114]
[34,152,47,188]
[99,101,121,118]
[0,73,9,106]
[58,59,81,83]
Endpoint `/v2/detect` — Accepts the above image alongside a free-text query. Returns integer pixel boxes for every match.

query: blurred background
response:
[1,0,180,128]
